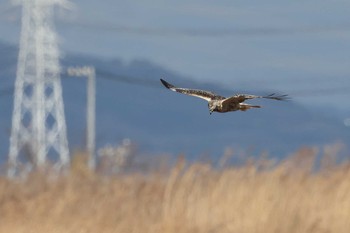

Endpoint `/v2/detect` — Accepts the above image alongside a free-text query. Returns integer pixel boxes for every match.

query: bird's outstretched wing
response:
[223,93,289,105]
[160,79,224,102]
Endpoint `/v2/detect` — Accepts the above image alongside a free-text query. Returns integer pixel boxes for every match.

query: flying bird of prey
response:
[160,79,288,114]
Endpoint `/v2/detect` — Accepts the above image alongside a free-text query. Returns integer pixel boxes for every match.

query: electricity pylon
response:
[8,0,71,174]
[67,66,96,170]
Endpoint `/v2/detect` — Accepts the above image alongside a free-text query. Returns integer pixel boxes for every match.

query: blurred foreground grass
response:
[1,146,350,233]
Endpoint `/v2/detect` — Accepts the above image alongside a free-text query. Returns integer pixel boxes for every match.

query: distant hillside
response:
[0,40,349,164]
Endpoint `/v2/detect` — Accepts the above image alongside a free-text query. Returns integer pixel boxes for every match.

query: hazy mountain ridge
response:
[0,40,348,163]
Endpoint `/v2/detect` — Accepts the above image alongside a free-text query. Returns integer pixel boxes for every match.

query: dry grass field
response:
[0,146,350,233]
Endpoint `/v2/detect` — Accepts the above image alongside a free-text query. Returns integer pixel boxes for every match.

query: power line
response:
[93,71,350,99]
[287,87,350,98]
[94,69,160,88]
[5,4,350,38]
[92,69,350,97]
[2,68,350,97]
[5,1,350,38]
[59,19,350,37]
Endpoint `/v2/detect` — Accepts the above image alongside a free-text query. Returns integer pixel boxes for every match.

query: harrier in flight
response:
[160,79,288,114]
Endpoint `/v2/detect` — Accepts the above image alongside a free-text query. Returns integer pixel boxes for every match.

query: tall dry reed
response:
[0,147,350,233]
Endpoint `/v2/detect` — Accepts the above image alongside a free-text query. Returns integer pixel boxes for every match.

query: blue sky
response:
[1,0,350,111]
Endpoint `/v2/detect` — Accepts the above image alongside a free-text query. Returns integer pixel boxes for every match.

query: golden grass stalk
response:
[0,147,350,233]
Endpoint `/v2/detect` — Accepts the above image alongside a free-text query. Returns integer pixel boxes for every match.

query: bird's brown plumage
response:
[160,78,288,114]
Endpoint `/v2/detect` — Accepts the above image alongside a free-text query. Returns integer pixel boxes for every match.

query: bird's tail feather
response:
[239,104,261,111]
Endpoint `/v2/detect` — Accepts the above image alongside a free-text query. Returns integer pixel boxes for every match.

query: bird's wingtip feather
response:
[160,78,174,89]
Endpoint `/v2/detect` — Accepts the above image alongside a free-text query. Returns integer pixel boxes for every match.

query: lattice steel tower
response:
[9,0,71,173]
